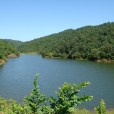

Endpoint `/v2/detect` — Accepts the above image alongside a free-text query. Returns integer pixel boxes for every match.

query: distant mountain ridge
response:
[2,39,23,47]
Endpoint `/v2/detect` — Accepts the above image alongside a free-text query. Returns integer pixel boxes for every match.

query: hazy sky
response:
[0,0,114,41]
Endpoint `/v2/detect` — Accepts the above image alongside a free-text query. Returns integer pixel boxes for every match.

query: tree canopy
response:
[0,40,19,60]
[18,22,114,61]
[2,39,23,48]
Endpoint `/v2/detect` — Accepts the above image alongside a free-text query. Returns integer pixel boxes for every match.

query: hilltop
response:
[18,22,114,62]
[2,39,23,48]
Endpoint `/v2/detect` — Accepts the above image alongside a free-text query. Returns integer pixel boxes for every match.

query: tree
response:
[49,82,93,114]
[24,74,46,113]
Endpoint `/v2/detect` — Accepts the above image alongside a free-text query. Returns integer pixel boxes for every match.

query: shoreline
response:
[0,53,19,66]
[7,53,19,58]
[0,59,5,66]
[42,54,114,64]
[8,52,114,64]
[96,59,114,63]
[23,52,38,54]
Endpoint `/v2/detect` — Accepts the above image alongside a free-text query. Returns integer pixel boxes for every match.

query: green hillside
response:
[0,40,20,61]
[2,39,23,48]
[18,22,114,61]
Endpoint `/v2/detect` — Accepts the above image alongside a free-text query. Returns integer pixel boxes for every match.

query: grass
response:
[71,109,114,114]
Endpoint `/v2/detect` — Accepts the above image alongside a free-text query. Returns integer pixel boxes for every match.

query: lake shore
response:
[96,59,114,63]
[42,54,114,64]
[23,52,38,54]
[0,53,19,66]
[0,59,5,66]
[7,53,19,58]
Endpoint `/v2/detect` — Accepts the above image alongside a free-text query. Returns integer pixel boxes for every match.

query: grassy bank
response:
[72,109,114,114]
[0,98,114,114]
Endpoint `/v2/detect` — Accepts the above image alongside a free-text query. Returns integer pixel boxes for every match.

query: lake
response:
[0,54,114,109]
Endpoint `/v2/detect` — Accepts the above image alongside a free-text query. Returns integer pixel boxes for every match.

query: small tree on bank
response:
[24,74,46,113]
[49,82,93,114]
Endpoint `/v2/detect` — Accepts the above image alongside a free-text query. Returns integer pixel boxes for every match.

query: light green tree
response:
[49,81,93,114]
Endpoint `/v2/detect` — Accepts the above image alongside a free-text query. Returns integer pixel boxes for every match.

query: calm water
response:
[0,54,114,109]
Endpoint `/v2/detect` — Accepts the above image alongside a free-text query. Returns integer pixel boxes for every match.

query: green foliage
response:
[94,99,106,114]
[24,76,93,114]
[41,105,54,114]
[18,22,114,61]
[2,39,23,48]
[72,109,92,114]
[0,40,20,61]
[24,74,46,113]
[0,98,31,114]
[49,82,93,114]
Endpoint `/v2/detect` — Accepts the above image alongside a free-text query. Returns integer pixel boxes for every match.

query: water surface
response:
[0,54,114,109]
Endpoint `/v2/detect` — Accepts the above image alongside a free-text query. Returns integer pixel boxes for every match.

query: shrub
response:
[94,99,106,114]
[49,82,93,114]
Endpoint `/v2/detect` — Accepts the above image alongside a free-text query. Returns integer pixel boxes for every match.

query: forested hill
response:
[0,40,20,61]
[2,39,23,48]
[18,22,114,61]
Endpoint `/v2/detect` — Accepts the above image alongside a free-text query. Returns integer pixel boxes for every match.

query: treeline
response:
[18,22,114,61]
[0,40,20,61]
[0,74,109,114]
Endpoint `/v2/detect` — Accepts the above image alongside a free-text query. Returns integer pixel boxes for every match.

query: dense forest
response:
[18,22,114,61]
[1,22,114,62]
[0,40,20,62]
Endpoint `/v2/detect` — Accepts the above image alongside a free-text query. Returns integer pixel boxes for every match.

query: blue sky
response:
[0,0,114,41]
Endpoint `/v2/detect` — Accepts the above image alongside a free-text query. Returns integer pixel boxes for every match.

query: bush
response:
[49,82,93,114]
[94,99,106,114]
